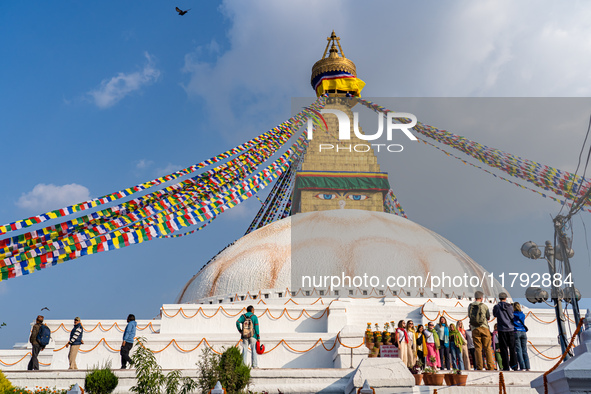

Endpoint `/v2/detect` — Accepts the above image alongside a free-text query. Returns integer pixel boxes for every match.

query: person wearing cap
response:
[468,291,495,370]
[493,292,517,371]
[65,317,84,370]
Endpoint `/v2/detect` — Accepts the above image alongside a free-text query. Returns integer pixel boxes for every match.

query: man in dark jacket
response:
[492,292,517,371]
[65,317,84,369]
[27,315,44,371]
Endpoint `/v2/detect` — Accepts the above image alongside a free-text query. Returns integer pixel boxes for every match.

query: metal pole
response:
[544,241,569,357]
[553,216,582,342]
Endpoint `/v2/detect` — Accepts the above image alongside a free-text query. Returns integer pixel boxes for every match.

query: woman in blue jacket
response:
[435,316,451,370]
[513,302,530,371]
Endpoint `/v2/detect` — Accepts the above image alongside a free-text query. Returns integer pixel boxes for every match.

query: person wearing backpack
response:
[28,315,49,370]
[236,305,260,368]
[467,291,494,370]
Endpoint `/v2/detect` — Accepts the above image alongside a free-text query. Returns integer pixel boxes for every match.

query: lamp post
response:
[521,240,571,356]
[553,215,582,330]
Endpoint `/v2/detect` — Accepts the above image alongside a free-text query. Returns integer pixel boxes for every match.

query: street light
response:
[521,240,571,355]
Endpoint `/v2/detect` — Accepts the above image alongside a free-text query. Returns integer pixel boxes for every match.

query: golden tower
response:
[292,32,390,213]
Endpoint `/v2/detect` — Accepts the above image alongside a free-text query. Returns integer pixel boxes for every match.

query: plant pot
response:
[455,374,467,386]
[423,373,444,386]
[413,373,423,386]
[367,342,374,350]
[444,374,453,386]
[368,352,377,358]
[375,341,383,348]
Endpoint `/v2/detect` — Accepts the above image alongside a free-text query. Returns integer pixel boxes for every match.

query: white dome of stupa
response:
[177,209,506,303]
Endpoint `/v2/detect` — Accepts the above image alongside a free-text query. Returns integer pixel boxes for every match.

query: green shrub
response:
[84,363,118,394]
[196,348,220,393]
[0,370,13,393]
[130,337,197,394]
[218,347,250,394]
[196,347,251,394]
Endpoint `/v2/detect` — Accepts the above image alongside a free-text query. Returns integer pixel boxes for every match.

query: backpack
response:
[242,315,254,339]
[469,302,488,328]
[37,324,51,347]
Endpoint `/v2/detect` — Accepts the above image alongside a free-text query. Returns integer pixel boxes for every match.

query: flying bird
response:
[175,7,191,16]
[41,307,50,311]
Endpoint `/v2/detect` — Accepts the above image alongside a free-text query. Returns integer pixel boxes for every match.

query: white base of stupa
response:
[0,295,573,392]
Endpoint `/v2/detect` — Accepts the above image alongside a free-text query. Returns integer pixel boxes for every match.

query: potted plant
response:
[450,369,467,386]
[383,323,391,345]
[374,331,382,348]
[370,346,380,357]
[422,357,444,386]
[409,360,423,385]
[444,371,453,386]
[365,324,374,350]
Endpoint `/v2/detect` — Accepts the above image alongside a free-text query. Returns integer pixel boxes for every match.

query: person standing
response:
[424,322,441,368]
[449,324,465,370]
[65,317,84,370]
[435,316,451,370]
[465,328,475,369]
[395,320,409,367]
[415,324,427,367]
[406,320,417,367]
[27,315,45,371]
[236,305,260,368]
[121,314,137,369]
[457,320,471,370]
[493,292,517,371]
[513,302,530,371]
[468,291,495,370]
[492,324,502,370]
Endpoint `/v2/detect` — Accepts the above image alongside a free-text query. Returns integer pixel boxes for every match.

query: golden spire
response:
[322,30,346,59]
[311,31,357,88]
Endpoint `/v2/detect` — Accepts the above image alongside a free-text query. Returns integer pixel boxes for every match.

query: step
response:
[2,369,543,394]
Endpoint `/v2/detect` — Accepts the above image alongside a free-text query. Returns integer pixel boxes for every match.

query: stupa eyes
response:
[315,193,338,200]
[346,194,368,201]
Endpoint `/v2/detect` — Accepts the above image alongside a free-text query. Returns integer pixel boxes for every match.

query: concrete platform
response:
[3,369,542,394]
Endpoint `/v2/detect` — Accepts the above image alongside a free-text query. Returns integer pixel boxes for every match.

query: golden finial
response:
[322,30,346,59]
[311,31,357,87]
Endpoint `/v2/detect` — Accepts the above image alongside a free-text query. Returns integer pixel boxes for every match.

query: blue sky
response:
[1,0,591,348]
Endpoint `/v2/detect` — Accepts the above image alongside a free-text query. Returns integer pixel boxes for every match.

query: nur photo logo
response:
[307,108,418,152]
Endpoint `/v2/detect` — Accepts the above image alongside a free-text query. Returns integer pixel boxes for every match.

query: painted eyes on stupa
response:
[347,194,368,201]
[315,193,338,200]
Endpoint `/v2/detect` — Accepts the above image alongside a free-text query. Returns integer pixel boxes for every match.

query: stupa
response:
[177,31,506,303]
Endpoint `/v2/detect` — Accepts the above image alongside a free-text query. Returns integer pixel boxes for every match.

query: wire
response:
[560,112,591,216]
[578,215,591,266]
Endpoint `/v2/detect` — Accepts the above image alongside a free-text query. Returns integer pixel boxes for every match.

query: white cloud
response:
[88,52,160,109]
[16,183,91,212]
[136,159,154,169]
[154,163,182,177]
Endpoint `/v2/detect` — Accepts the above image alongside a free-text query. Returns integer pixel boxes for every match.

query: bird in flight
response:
[176,7,191,16]
[41,307,50,311]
